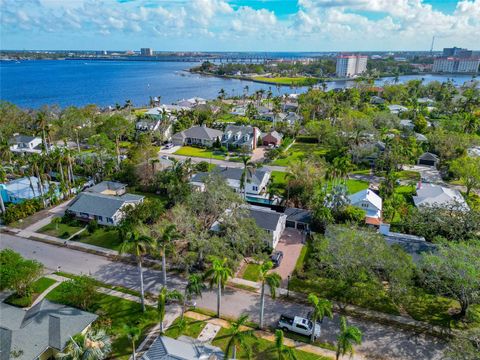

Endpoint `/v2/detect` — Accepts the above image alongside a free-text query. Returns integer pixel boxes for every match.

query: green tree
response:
[445,327,480,360]
[55,329,111,360]
[204,257,233,317]
[157,287,183,333]
[307,294,333,343]
[100,114,132,167]
[450,157,480,196]
[183,274,206,316]
[122,325,141,360]
[119,230,154,312]
[274,330,298,360]
[0,249,43,297]
[240,155,256,199]
[224,314,257,360]
[422,241,480,318]
[55,275,98,311]
[259,261,281,329]
[335,316,362,360]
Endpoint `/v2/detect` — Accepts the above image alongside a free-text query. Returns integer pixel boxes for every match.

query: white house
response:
[171,125,223,147]
[248,205,287,248]
[9,135,43,154]
[145,104,190,118]
[413,183,469,211]
[221,125,261,151]
[175,97,207,109]
[349,189,383,225]
[388,104,408,114]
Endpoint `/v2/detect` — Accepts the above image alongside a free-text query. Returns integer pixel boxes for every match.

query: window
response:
[252,185,258,191]
[107,218,114,224]
[295,324,307,331]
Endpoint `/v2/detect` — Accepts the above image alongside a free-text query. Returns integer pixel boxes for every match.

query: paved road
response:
[0,233,447,360]
[158,152,287,172]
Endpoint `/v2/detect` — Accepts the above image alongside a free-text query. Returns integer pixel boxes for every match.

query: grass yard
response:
[242,263,261,282]
[253,76,318,87]
[74,227,122,250]
[46,286,157,360]
[325,179,369,194]
[5,277,57,307]
[174,146,225,160]
[213,327,329,360]
[38,221,85,239]
[272,143,327,166]
[395,170,421,181]
[165,316,206,339]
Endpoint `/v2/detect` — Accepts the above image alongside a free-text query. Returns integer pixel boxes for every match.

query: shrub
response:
[61,231,70,238]
[195,161,210,172]
[54,275,98,310]
[0,199,43,224]
[0,249,43,296]
[87,220,99,234]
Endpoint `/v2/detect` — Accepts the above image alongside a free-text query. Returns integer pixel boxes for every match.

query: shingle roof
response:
[284,207,312,224]
[86,181,126,194]
[419,152,439,161]
[142,336,224,360]
[191,166,268,186]
[173,126,223,141]
[248,206,285,231]
[68,192,143,218]
[0,300,97,360]
[413,184,469,210]
[9,135,38,144]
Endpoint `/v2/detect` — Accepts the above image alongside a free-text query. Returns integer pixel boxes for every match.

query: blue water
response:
[0,60,476,109]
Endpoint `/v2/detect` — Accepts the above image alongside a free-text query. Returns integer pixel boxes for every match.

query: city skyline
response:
[1,0,479,51]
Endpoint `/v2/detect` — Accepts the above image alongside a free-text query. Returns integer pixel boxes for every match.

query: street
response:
[0,233,447,360]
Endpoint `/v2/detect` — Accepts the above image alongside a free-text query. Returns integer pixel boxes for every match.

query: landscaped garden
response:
[38,219,85,239]
[5,276,56,307]
[174,146,226,160]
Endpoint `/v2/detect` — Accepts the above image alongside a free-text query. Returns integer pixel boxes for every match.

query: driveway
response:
[272,228,304,282]
[159,145,181,154]
[403,165,442,183]
[251,147,266,162]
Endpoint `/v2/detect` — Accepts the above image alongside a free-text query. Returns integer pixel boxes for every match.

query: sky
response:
[0,0,479,52]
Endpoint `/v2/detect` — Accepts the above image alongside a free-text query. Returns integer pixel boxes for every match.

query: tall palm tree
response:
[35,109,50,154]
[204,257,233,317]
[240,155,256,200]
[218,88,226,100]
[119,229,153,312]
[157,286,183,333]
[259,261,281,329]
[335,316,362,360]
[122,325,141,360]
[274,330,298,360]
[56,329,112,360]
[183,274,205,316]
[307,294,333,343]
[225,314,256,360]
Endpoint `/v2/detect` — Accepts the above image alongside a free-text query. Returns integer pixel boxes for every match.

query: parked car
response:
[270,251,283,268]
[277,314,321,339]
[164,143,174,149]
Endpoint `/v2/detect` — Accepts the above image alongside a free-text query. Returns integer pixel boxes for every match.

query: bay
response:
[0,60,476,109]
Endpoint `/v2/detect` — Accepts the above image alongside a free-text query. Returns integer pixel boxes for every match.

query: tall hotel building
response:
[433,57,480,73]
[336,55,368,78]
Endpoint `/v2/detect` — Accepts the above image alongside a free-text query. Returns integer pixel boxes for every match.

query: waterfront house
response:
[349,189,383,225]
[262,131,283,146]
[0,300,97,360]
[190,166,271,196]
[67,181,144,226]
[141,336,224,360]
[221,125,261,151]
[0,177,60,204]
[171,125,223,147]
[145,104,190,119]
[9,135,43,154]
[175,97,207,109]
[413,183,469,211]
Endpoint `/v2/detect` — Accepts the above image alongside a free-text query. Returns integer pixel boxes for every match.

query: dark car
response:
[270,251,284,268]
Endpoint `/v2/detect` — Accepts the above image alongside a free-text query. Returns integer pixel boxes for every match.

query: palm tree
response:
[35,109,50,154]
[204,257,233,318]
[183,274,205,316]
[122,325,141,360]
[259,261,281,329]
[225,314,256,360]
[274,329,298,360]
[335,316,362,360]
[240,155,256,200]
[218,88,226,100]
[56,329,112,360]
[157,286,184,333]
[307,294,333,343]
[119,229,153,312]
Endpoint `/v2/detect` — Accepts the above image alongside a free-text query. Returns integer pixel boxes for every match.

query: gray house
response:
[171,125,223,147]
[0,300,97,360]
[248,206,287,248]
[67,181,144,226]
[221,125,261,151]
[142,335,224,360]
[418,152,439,167]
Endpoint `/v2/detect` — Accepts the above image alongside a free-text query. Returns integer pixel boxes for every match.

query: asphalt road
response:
[1,233,447,360]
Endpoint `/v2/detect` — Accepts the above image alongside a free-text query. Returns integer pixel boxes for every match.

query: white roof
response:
[413,183,469,211]
[349,189,382,210]
[145,104,189,115]
[388,104,408,111]
[467,146,480,158]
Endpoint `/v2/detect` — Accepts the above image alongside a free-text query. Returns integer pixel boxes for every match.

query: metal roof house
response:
[349,189,383,225]
[67,181,144,226]
[9,135,43,154]
[413,183,469,211]
[142,335,223,360]
[171,125,223,147]
[0,300,97,360]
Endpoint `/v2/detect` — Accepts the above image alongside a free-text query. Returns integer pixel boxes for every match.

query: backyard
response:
[174,146,226,160]
[271,143,328,166]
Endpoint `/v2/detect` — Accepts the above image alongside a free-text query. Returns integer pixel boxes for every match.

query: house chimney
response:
[379,223,390,236]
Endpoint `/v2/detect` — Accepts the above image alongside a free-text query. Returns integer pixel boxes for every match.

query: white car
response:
[277,314,321,338]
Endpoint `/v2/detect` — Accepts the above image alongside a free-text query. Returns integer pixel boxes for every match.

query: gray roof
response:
[0,300,97,360]
[284,207,312,224]
[413,184,469,211]
[385,234,436,262]
[142,336,224,360]
[86,181,126,194]
[9,135,38,144]
[419,152,439,161]
[191,166,269,187]
[248,206,284,231]
[172,126,223,141]
[68,192,143,218]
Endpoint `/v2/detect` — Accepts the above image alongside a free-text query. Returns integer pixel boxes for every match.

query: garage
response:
[418,152,439,168]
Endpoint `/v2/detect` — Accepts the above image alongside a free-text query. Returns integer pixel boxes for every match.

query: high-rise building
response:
[442,47,472,58]
[336,55,368,78]
[140,48,154,56]
[433,57,480,73]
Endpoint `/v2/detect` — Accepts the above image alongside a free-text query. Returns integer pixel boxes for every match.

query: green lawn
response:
[46,286,157,360]
[253,76,318,87]
[5,277,57,307]
[175,146,225,160]
[272,143,328,166]
[165,316,206,339]
[242,263,261,282]
[74,227,122,250]
[395,170,421,181]
[213,327,329,360]
[325,179,369,194]
[38,221,85,239]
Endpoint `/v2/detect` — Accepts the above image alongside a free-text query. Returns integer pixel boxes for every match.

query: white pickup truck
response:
[277,314,321,339]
